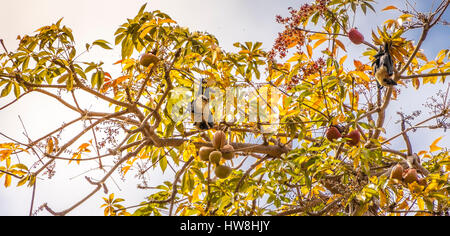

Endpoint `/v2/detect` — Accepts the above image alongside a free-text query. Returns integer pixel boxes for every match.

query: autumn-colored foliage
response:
[0,0,449,216]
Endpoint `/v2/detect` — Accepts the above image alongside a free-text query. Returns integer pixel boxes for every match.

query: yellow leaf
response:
[192,183,203,203]
[397,201,409,210]
[399,14,414,20]
[286,53,304,63]
[412,77,420,90]
[0,143,14,149]
[429,136,443,152]
[335,40,346,52]
[46,137,54,154]
[313,38,327,49]
[339,55,347,66]
[288,41,298,49]
[353,60,364,71]
[122,166,131,176]
[383,19,398,28]
[417,150,428,156]
[306,44,313,58]
[109,193,115,202]
[78,143,90,151]
[4,174,11,188]
[382,5,398,11]
[418,63,436,73]
[0,150,12,162]
[417,198,424,211]
[309,33,327,41]
[17,175,29,187]
[158,19,177,25]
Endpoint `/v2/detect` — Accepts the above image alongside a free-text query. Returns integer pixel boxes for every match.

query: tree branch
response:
[400,71,450,80]
[34,110,129,176]
[43,141,148,216]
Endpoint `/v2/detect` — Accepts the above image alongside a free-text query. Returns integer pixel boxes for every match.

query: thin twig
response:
[29,179,37,216]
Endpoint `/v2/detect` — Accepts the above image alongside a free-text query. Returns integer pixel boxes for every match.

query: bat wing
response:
[372,46,385,73]
[380,54,394,76]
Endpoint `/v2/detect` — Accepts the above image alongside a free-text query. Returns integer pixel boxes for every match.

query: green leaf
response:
[92,39,113,50]
[351,2,356,12]
[91,71,98,88]
[160,156,167,173]
[17,175,29,187]
[1,82,12,97]
[365,3,376,13]
[361,4,367,14]
[57,73,69,84]
[13,82,20,98]
[12,163,28,171]
[115,33,126,45]
[138,3,148,16]
[358,122,371,130]
[97,71,104,90]
[27,175,36,187]
[424,198,434,211]
[190,167,205,182]
[22,56,30,71]
[62,26,74,42]
[69,47,76,60]
[66,73,74,91]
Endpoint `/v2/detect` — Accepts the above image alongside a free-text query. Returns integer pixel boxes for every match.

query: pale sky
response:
[0,0,448,215]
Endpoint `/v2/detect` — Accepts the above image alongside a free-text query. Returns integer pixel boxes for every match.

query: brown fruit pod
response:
[346,130,361,146]
[215,165,232,179]
[403,169,419,184]
[209,151,222,165]
[198,147,215,162]
[326,126,342,141]
[221,144,235,160]
[390,164,404,181]
[139,53,159,67]
[213,131,226,149]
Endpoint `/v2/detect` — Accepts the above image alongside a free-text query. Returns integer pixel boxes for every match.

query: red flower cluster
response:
[301,57,326,76]
[269,28,306,59]
[286,57,326,90]
[269,0,329,60]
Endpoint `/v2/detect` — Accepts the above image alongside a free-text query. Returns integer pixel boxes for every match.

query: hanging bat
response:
[191,78,214,130]
[372,42,397,88]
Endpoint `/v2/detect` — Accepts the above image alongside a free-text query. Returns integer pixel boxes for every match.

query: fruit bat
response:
[191,79,214,130]
[372,42,397,88]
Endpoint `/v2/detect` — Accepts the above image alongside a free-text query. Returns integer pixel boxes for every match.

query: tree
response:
[0,0,449,216]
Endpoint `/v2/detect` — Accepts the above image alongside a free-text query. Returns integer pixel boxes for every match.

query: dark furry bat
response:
[191,79,214,130]
[372,42,397,88]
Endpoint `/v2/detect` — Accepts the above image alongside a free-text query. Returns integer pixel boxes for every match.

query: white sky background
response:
[0,0,448,215]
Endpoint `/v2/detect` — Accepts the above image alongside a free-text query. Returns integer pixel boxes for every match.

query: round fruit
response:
[221,144,235,160]
[199,147,215,162]
[346,130,361,146]
[213,131,226,149]
[348,28,364,45]
[326,126,342,141]
[139,53,159,67]
[215,165,232,179]
[209,151,222,165]
[390,164,404,181]
[403,169,419,184]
